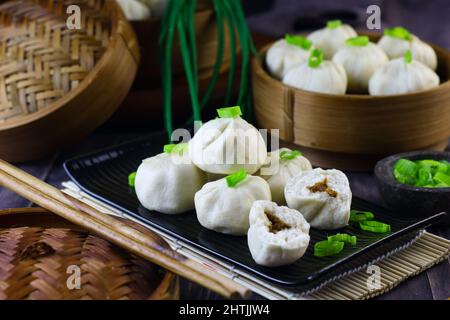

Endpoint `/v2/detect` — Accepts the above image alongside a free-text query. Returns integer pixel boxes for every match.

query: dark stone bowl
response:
[375,151,450,226]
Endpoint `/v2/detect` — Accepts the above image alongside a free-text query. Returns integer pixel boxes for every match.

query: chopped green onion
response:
[226,169,247,187]
[164,143,188,154]
[405,50,412,64]
[441,160,450,169]
[285,34,312,50]
[346,36,369,47]
[419,160,448,174]
[217,106,242,118]
[350,210,375,222]
[308,48,323,68]
[314,240,345,257]
[434,182,449,188]
[328,233,357,246]
[394,159,418,185]
[360,220,391,233]
[280,150,302,160]
[416,167,433,187]
[128,172,136,188]
[384,26,412,41]
[326,19,342,29]
[393,158,450,187]
[433,172,450,187]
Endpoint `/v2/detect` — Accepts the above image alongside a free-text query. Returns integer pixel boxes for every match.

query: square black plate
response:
[64,132,445,289]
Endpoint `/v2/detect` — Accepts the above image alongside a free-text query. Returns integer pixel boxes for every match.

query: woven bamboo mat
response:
[307,232,449,300]
[61,181,450,300]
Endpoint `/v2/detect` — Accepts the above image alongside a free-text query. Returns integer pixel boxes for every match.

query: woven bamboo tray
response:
[0,0,139,162]
[252,33,450,171]
[0,207,179,300]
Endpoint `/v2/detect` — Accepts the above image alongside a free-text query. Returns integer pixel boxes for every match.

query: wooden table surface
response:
[0,131,448,300]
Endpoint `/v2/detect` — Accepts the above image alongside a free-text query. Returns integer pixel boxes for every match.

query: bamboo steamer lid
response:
[0,208,179,300]
[0,0,139,162]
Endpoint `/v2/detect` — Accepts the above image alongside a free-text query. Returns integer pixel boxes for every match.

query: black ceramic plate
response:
[64,132,445,288]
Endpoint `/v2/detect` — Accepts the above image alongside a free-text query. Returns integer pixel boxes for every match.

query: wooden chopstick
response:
[0,160,250,299]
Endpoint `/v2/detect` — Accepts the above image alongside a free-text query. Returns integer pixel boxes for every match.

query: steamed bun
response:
[332,36,388,93]
[248,200,310,267]
[285,168,352,230]
[258,148,312,204]
[195,171,271,236]
[266,35,314,79]
[369,51,440,96]
[307,19,357,59]
[283,49,347,94]
[135,144,206,214]
[189,106,267,175]
[378,26,437,70]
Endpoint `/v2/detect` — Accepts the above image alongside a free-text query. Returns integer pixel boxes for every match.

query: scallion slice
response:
[384,26,412,41]
[128,172,136,188]
[217,106,242,118]
[394,159,418,185]
[350,210,375,222]
[326,19,342,29]
[314,240,345,257]
[433,172,450,187]
[359,220,391,233]
[416,167,433,187]
[308,48,323,68]
[405,50,412,64]
[285,34,312,50]
[226,169,247,188]
[346,36,369,47]
[280,150,302,160]
[164,143,188,154]
[328,233,357,246]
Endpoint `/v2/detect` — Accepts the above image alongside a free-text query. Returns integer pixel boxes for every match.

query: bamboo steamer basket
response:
[252,33,450,171]
[0,207,179,300]
[0,0,139,163]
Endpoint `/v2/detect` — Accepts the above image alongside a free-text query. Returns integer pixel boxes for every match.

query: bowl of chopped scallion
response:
[375,151,449,225]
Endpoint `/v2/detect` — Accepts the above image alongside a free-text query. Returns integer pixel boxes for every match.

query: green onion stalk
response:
[158,0,256,140]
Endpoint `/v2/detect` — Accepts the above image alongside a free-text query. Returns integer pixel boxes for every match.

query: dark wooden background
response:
[0,0,449,299]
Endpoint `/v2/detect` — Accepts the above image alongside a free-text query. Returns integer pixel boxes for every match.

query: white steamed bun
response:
[258,148,312,204]
[195,170,271,235]
[307,19,357,59]
[189,106,267,175]
[369,51,440,96]
[266,34,314,79]
[135,143,206,214]
[285,168,352,230]
[248,200,310,267]
[378,26,437,70]
[283,48,347,94]
[332,36,389,93]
